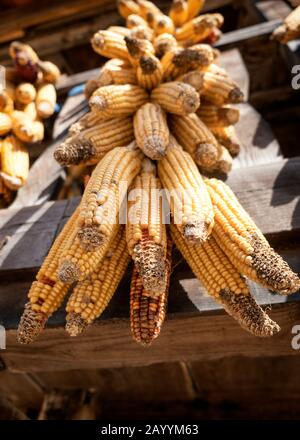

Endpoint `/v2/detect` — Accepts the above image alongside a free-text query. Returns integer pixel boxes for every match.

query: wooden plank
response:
[33,362,196,401]
[0,370,43,411]
[219,48,250,100]
[53,94,88,139]
[215,19,282,47]
[2,300,300,372]
[255,1,292,21]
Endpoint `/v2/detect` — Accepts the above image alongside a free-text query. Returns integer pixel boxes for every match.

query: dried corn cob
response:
[187,0,205,19]
[154,15,175,35]
[130,24,154,41]
[91,30,129,60]
[137,0,163,26]
[77,144,142,251]
[136,54,163,89]
[272,6,300,43]
[17,206,80,344]
[0,88,14,113]
[125,36,155,66]
[118,0,140,18]
[201,70,244,106]
[169,0,189,27]
[134,102,169,159]
[176,70,203,91]
[176,13,224,44]
[0,112,12,136]
[213,145,232,174]
[85,60,137,98]
[127,13,149,29]
[170,223,280,337]
[197,103,240,127]
[11,111,44,143]
[9,41,39,83]
[69,111,104,135]
[107,26,131,37]
[15,83,36,105]
[37,60,61,83]
[169,113,221,171]
[54,117,134,166]
[158,139,214,243]
[0,136,29,190]
[151,81,200,115]
[209,125,241,156]
[205,178,300,295]
[130,236,172,345]
[90,84,148,118]
[22,101,38,121]
[65,226,130,336]
[126,159,167,293]
[36,83,56,119]
[154,33,178,58]
[162,45,214,80]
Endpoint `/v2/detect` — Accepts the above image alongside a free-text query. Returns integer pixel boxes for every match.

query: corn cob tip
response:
[89,95,108,112]
[219,290,280,337]
[77,226,106,250]
[58,261,81,284]
[65,312,88,337]
[54,137,95,166]
[17,303,48,344]
[182,220,208,244]
[250,234,300,295]
[142,136,167,160]
[228,87,244,104]
[194,142,219,169]
[271,25,286,42]
[134,240,166,294]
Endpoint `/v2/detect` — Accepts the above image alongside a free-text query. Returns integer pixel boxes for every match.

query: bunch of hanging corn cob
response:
[18,0,300,347]
[0,42,60,207]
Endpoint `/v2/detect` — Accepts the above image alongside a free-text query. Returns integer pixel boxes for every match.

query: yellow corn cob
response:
[176,70,203,91]
[125,35,155,66]
[0,135,29,190]
[154,33,178,58]
[130,24,154,41]
[176,13,224,44]
[22,101,38,121]
[210,125,241,156]
[15,83,36,105]
[151,81,200,115]
[154,14,175,35]
[127,13,149,29]
[54,117,134,166]
[107,26,131,37]
[0,112,12,136]
[272,6,300,43]
[126,159,167,293]
[197,103,240,127]
[205,178,300,295]
[201,70,244,106]
[136,54,163,89]
[134,103,169,159]
[91,30,129,60]
[199,62,227,76]
[130,236,172,345]
[36,83,56,119]
[90,59,137,93]
[77,144,142,251]
[158,139,214,243]
[89,84,149,118]
[162,45,215,80]
[170,223,280,337]
[137,0,163,27]
[68,111,105,136]
[213,145,232,175]
[9,41,39,64]
[118,0,140,18]
[169,113,221,171]
[169,0,189,27]
[65,226,130,336]
[11,111,44,143]
[187,0,205,19]
[37,60,61,83]
[17,206,80,344]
